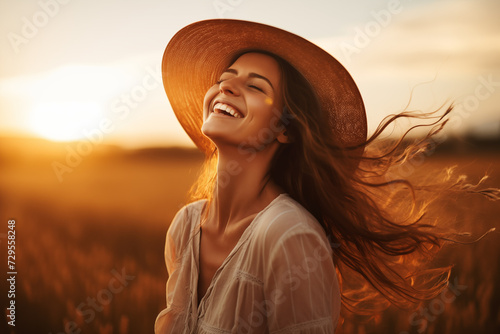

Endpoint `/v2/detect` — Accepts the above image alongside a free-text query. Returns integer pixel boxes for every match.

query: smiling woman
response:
[201,52,289,152]
[29,101,103,142]
[155,19,499,334]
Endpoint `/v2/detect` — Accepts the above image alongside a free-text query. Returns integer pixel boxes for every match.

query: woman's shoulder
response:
[259,193,321,228]
[180,198,207,217]
[254,193,328,246]
[167,199,207,240]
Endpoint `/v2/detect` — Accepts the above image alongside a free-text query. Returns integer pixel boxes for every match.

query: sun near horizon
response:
[29,101,103,142]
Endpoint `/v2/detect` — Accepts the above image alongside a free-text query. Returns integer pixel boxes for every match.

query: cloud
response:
[332,0,500,77]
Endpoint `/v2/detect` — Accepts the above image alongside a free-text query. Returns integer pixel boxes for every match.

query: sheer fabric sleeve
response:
[263,219,341,333]
[155,205,191,333]
[164,206,188,276]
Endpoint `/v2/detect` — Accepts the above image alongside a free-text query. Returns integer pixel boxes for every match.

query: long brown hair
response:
[188,51,499,317]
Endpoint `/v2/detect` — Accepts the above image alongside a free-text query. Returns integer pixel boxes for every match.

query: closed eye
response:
[249,85,264,92]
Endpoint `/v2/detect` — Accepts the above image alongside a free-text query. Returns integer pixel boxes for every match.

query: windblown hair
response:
[188,51,499,319]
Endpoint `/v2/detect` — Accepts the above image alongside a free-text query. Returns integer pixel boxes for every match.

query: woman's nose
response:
[219,79,240,96]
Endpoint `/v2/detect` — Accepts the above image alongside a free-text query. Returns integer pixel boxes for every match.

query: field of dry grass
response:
[0,137,499,334]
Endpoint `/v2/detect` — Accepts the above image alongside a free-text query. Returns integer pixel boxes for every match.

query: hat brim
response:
[162,19,367,155]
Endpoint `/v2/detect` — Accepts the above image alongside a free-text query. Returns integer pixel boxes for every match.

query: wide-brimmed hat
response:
[162,19,367,156]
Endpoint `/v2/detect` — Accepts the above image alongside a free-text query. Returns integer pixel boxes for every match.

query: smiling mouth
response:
[212,102,244,118]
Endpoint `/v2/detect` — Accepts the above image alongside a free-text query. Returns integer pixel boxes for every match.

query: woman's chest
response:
[197,228,242,304]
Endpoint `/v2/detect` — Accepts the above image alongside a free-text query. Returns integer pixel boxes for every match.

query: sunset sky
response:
[1,0,499,148]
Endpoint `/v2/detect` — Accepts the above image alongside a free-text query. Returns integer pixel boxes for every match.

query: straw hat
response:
[162,19,367,156]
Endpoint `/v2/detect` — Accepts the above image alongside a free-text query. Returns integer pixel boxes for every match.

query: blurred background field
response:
[0,136,499,334]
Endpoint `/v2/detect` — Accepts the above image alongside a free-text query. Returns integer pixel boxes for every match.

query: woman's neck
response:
[208,144,283,234]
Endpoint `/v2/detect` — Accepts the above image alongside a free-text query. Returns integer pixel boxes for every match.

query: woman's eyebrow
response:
[222,68,274,90]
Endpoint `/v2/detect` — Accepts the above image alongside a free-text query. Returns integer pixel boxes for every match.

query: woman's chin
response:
[201,124,222,140]
[202,128,237,148]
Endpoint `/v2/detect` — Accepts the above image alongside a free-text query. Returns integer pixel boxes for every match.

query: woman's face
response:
[202,52,286,151]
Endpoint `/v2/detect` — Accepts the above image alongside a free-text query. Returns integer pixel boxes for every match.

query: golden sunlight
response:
[21,64,129,142]
[29,101,102,142]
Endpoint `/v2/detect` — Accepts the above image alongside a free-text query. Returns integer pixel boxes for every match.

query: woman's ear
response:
[277,129,293,144]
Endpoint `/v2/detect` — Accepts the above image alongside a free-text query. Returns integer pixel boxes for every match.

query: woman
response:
[155,20,497,333]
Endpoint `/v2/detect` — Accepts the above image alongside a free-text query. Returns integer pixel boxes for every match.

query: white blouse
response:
[155,193,341,333]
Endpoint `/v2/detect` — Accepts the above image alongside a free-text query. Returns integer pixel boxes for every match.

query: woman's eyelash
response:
[249,85,263,92]
[216,80,264,93]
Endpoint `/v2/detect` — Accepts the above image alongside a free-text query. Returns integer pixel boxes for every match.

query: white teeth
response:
[213,102,242,118]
